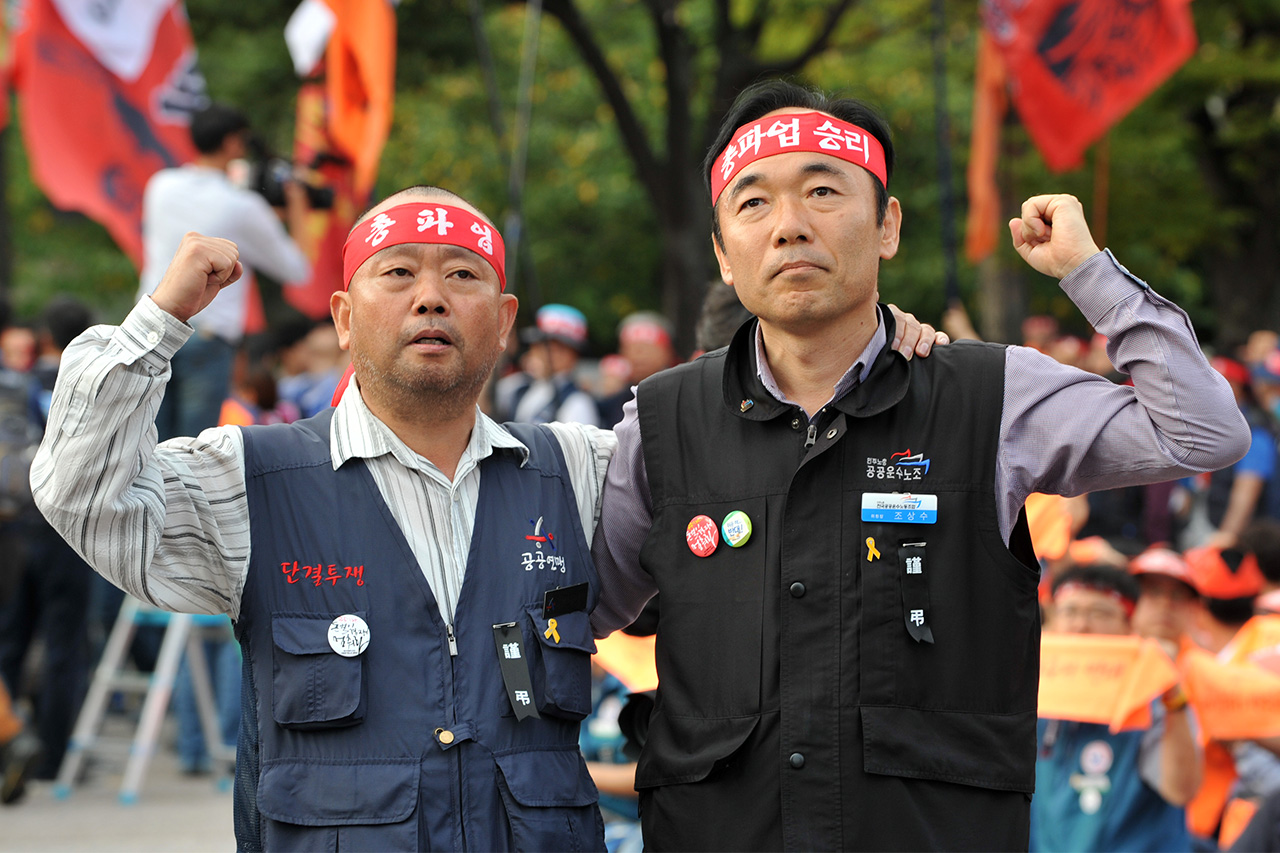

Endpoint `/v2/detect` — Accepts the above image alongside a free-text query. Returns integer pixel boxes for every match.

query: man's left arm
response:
[997,196,1250,536]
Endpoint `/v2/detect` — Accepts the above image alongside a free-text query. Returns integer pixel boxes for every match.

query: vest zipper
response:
[446,622,458,656]
[805,423,817,448]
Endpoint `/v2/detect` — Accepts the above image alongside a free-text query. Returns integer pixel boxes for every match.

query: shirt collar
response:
[330,377,529,474]
[753,309,887,414]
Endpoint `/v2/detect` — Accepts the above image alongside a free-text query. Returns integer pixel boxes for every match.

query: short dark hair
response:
[190,104,250,155]
[1204,596,1256,627]
[41,297,93,351]
[1240,518,1280,584]
[695,281,754,352]
[704,80,895,248]
[1051,563,1141,603]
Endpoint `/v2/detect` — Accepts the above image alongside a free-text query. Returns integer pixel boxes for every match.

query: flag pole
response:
[504,0,543,310]
[931,0,960,306]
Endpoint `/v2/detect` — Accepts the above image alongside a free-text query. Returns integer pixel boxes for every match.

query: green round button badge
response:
[721,510,752,548]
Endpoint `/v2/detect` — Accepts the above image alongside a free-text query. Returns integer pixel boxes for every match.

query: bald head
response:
[353,185,497,234]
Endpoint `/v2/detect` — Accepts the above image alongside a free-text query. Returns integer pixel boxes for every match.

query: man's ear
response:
[331,290,352,350]
[712,233,735,288]
[497,293,519,350]
[880,196,902,260]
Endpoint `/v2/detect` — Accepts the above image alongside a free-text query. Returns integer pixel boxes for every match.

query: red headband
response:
[342,203,506,290]
[711,111,888,205]
[1055,581,1136,619]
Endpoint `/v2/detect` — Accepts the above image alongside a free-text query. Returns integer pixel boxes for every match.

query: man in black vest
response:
[588,80,1251,850]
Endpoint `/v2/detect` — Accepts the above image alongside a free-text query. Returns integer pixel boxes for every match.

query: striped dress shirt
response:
[31,296,616,626]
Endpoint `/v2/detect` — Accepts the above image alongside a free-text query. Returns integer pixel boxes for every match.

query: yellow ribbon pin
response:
[866,537,881,562]
[544,618,560,644]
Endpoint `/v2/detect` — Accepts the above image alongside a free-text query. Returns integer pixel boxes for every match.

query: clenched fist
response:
[149,232,243,324]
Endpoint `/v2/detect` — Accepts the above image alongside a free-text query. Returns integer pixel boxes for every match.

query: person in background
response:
[0,326,37,374]
[1129,546,1200,657]
[0,680,39,805]
[693,281,755,357]
[0,297,95,783]
[597,312,678,427]
[1205,356,1278,548]
[138,102,311,441]
[1182,542,1280,847]
[290,320,350,419]
[1033,565,1200,852]
[501,303,600,426]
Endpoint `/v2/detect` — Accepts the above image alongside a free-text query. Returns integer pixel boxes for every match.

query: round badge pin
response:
[686,515,719,557]
[327,614,371,658]
[721,510,752,548]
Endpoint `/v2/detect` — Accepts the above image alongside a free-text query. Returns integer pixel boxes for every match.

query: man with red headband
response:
[1034,565,1200,852]
[31,185,619,850]
[588,80,1250,849]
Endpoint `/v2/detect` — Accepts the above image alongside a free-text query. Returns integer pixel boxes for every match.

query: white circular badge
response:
[327,614,370,658]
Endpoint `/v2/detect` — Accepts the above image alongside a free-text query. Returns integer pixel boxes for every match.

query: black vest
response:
[234,411,604,852]
[634,313,1040,851]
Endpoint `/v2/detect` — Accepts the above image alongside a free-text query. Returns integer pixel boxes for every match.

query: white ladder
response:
[54,596,235,803]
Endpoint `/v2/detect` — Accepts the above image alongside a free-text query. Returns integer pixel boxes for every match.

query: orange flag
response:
[964,31,1007,262]
[284,76,361,319]
[593,632,658,693]
[323,0,395,198]
[1180,630,1280,742]
[1038,634,1179,732]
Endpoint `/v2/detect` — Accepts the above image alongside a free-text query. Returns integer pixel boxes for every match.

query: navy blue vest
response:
[233,411,604,851]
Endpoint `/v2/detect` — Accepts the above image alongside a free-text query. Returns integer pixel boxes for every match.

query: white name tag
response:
[861,493,937,524]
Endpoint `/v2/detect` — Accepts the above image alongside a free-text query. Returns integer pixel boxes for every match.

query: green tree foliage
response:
[6,0,1280,354]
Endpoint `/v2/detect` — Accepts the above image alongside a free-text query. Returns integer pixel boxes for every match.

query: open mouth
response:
[410,329,454,347]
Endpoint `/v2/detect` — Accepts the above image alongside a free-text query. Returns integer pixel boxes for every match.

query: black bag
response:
[0,370,41,520]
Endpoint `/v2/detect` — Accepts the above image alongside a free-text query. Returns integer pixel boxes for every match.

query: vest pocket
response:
[271,614,366,729]
[523,606,596,720]
[493,745,604,851]
[860,704,1036,793]
[634,710,760,788]
[258,757,419,851]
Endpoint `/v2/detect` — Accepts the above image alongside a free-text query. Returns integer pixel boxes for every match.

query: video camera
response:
[245,136,336,210]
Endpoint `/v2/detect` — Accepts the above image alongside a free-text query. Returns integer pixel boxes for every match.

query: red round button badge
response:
[686,515,719,557]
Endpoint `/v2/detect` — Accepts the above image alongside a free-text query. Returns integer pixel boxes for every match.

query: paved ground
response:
[1,716,235,852]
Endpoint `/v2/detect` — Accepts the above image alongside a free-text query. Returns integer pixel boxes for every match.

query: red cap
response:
[1129,547,1198,593]
[1184,546,1265,600]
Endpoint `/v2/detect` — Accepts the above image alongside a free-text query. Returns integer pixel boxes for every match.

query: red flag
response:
[323,0,395,198]
[9,0,204,265]
[285,75,361,319]
[1,11,10,130]
[983,0,1197,172]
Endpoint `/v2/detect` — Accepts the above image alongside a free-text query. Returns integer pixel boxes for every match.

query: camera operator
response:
[138,103,311,440]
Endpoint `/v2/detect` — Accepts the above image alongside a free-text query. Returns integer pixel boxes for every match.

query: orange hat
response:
[1184,546,1265,600]
[1129,547,1198,592]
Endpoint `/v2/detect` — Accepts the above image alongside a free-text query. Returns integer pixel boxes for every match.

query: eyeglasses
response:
[1053,604,1128,625]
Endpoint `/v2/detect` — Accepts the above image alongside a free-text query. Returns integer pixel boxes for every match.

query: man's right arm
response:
[31,237,253,617]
